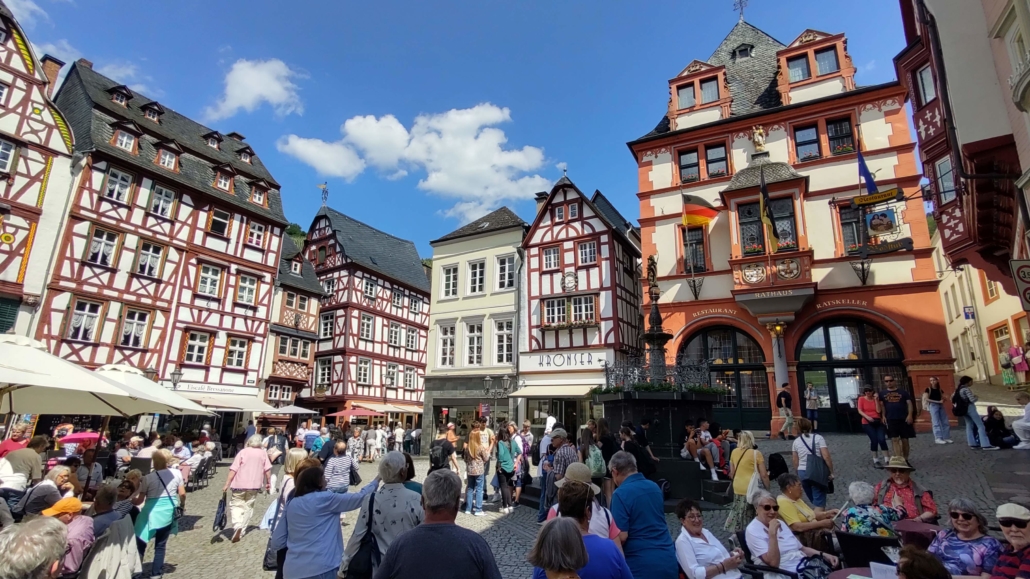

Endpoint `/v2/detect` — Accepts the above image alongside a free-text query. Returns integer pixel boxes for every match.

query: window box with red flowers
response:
[708,168,728,178]
[743,243,765,255]
[832,144,854,155]
[846,243,861,254]
[800,151,821,162]
[776,240,798,251]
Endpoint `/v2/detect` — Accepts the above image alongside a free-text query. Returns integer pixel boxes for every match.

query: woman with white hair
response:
[745,490,838,579]
[927,497,1002,578]
[223,433,272,543]
[18,465,74,517]
[840,481,906,537]
[171,440,191,461]
[341,451,424,575]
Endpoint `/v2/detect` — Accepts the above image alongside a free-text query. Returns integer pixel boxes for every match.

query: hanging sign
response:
[850,188,903,208]
[859,237,913,259]
[963,306,975,320]
[1009,260,1030,311]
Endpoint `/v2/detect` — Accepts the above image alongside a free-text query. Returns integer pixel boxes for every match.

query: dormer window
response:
[145,109,159,121]
[251,189,265,205]
[677,84,696,109]
[112,93,127,106]
[291,261,302,275]
[216,174,232,191]
[700,78,719,104]
[240,151,251,163]
[815,48,839,75]
[158,149,176,169]
[787,56,811,82]
[115,131,135,151]
[207,137,219,149]
[735,45,753,59]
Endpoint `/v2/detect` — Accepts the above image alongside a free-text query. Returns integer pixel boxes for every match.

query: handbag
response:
[744,450,763,503]
[799,435,830,489]
[262,496,284,570]
[347,491,380,579]
[213,491,228,532]
[796,553,834,579]
[1015,355,1025,366]
[350,460,362,486]
[160,471,184,521]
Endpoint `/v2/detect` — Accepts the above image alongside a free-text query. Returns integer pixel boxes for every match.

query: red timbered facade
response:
[300,207,429,424]
[0,1,75,335]
[38,60,287,405]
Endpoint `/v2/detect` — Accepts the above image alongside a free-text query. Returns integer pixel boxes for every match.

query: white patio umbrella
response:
[95,365,214,416]
[269,404,318,414]
[0,335,184,416]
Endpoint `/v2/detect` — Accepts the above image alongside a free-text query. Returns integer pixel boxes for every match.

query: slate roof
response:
[277,236,325,296]
[54,61,287,225]
[590,190,639,252]
[431,207,527,244]
[722,151,804,192]
[318,206,430,293]
[269,324,319,341]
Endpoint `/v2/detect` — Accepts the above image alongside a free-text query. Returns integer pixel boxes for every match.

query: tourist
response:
[310,428,329,455]
[445,422,459,447]
[618,426,656,481]
[402,453,422,494]
[538,429,556,523]
[277,448,309,504]
[463,425,489,516]
[349,428,364,462]
[394,423,406,453]
[928,498,1002,577]
[263,428,287,492]
[244,420,256,439]
[90,483,124,537]
[41,496,93,576]
[856,385,891,468]
[956,376,999,450]
[546,463,622,548]
[804,382,820,431]
[840,480,906,537]
[295,421,308,449]
[1013,392,1030,449]
[63,456,86,497]
[873,457,938,522]
[271,464,381,579]
[746,490,838,579]
[374,424,386,460]
[878,375,915,459]
[509,421,529,505]
[0,435,47,524]
[18,465,73,519]
[364,426,379,462]
[791,417,833,511]
[429,426,458,475]
[983,406,1020,449]
[776,383,795,439]
[132,449,184,579]
[77,448,104,501]
[675,498,743,579]
[223,434,272,543]
[179,441,205,482]
[495,426,521,514]
[724,431,769,532]
[136,438,162,461]
[342,452,423,576]
[114,479,140,525]
[898,545,951,579]
[0,516,68,577]
[529,516,632,579]
[324,440,353,494]
[608,450,677,579]
[0,423,28,458]
[171,440,191,462]
[697,419,722,480]
[924,377,952,444]
[634,418,660,464]
[776,473,836,550]
[992,503,1030,579]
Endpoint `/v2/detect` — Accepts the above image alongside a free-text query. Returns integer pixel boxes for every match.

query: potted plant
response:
[833,144,855,155]
[777,240,798,251]
[743,243,764,255]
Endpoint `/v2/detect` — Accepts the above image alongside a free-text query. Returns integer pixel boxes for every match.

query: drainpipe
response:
[961,265,993,380]
[512,246,525,421]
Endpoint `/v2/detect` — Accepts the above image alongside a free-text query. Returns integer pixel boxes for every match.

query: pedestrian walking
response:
[856,385,890,468]
[608,450,678,579]
[223,434,271,543]
[923,377,953,445]
[776,383,795,439]
[133,449,184,578]
[877,375,915,460]
[804,382,820,431]
[495,426,521,514]
[365,426,379,462]
[724,431,769,532]
[791,418,833,512]
[263,428,288,493]
[349,429,364,462]
[1013,391,1030,449]
[955,376,999,450]
[428,427,458,475]
[463,425,488,516]
[324,441,352,494]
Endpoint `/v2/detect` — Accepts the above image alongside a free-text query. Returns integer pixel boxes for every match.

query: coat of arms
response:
[776,259,801,280]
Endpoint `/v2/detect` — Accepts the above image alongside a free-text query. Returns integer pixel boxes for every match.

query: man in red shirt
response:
[0,423,29,458]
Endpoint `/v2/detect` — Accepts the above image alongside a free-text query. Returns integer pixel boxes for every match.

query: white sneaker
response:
[935,439,948,445]
[1014,442,1030,450]
[945,439,954,444]
[710,470,719,481]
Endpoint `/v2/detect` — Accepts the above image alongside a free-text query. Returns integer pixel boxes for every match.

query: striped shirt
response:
[552,444,578,479]
[324,454,352,489]
[990,546,1030,579]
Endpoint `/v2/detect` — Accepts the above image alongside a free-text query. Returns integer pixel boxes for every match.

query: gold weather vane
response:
[317,182,328,206]
[734,0,748,21]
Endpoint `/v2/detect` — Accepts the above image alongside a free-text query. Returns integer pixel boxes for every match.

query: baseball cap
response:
[550,428,568,440]
[555,462,601,494]
[446,422,455,429]
[42,497,83,517]
[997,503,1030,521]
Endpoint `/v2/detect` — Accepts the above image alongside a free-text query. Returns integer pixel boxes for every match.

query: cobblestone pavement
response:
[152,427,1024,579]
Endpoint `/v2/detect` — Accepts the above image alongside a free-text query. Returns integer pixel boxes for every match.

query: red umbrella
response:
[326,408,385,418]
[57,432,100,444]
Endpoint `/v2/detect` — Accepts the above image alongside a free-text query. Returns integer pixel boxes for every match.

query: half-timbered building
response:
[40,59,286,413]
[514,177,642,433]
[300,207,429,427]
[0,0,75,334]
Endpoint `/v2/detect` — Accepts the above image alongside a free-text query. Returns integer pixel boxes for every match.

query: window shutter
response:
[0,297,18,333]
[58,300,72,338]
[7,145,21,179]
[115,305,124,347]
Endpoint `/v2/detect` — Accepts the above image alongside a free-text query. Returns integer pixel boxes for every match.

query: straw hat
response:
[885,456,914,471]
[554,462,601,494]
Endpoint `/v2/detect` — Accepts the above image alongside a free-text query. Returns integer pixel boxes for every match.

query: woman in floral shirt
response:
[928,498,1002,578]
[840,481,906,537]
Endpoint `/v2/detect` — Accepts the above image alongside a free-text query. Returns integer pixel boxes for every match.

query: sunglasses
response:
[761,504,780,512]
[950,512,975,521]
[886,469,908,474]
[999,519,1029,529]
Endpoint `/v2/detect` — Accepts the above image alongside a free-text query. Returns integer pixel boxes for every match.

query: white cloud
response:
[6,0,49,28]
[278,103,552,222]
[204,58,304,122]
[31,39,79,87]
[863,60,876,72]
[96,61,159,96]
[555,161,567,172]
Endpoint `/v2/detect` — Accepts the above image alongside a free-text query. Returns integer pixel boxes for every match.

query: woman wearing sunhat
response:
[872,456,939,523]
[992,503,1030,579]
[545,462,622,549]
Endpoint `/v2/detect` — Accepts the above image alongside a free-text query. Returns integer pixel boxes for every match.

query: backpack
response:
[951,388,968,417]
[429,440,446,468]
[531,441,541,466]
[1000,352,1013,369]
[767,452,789,481]
[586,445,605,478]
[303,432,318,450]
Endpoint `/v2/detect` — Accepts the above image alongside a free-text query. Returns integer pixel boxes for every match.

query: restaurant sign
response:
[858,237,913,259]
[850,188,904,208]
[519,349,610,371]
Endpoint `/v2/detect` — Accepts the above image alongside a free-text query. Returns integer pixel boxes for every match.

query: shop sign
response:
[692,308,738,318]
[858,237,913,258]
[816,299,869,310]
[520,349,609,370]
[963,306,975,320]
[850,188,903,208]
[1010,260,1030,312]
[479,403,491,417]
[175,382,255,395]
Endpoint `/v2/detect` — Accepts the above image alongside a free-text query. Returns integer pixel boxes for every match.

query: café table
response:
[893,519,941,550]
[829,567,871,579]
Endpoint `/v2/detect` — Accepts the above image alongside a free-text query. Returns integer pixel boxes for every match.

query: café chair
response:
[734,530,799,579]
[833,529,899,568]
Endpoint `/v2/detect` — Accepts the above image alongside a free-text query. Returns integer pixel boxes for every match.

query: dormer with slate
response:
[106,85,132,107]
[776,29,856,105]
[226,131,246,141]
[668,60,732,130]
[203,131,223,150]
[153,138,183,172]
[237,145,255,164]
[109,120,143,155]
[213,162,236,192]
[140,101,164,123]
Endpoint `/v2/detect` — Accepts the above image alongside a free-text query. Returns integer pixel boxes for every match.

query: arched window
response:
[679,326,769,429]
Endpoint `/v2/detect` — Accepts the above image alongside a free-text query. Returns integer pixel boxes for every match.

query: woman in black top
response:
[596,418,617,469]
[924,376,952,444]
[618,427,656,479]
[984,406,1020,449]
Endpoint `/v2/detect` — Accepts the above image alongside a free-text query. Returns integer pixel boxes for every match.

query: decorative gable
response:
[154,139,184,154]
[676,60,716,78]
[140,101,165,122]
[110,119,143,136]
[787,29,834,48]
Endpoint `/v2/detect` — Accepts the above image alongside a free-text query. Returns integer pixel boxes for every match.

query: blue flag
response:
[857,151,877,194]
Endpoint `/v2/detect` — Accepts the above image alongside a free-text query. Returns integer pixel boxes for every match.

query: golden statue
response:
[753,125,766,152]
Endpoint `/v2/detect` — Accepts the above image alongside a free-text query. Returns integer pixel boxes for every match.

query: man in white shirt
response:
[295,423,308,448]
[393,424,406,452]
[1013,392,1030,449]
[375,425,387,459]
[411,427,423,454]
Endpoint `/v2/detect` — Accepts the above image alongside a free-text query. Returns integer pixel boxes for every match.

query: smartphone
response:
[831,499,850,521]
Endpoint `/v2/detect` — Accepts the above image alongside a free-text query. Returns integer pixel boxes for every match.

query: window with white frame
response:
[385,363,398,386]
[466,323,483,365]
[439,325,455,366]
[442,266,458,297]
[278,336,290,356]
[112,92,126,105]
[247,222,265,246]
[468,261,485,294]
[119,309,148,348]
[320,313,333,338]
[237,275,257,305]
[360,314,374,340]
[115,131,135,151]
[391,289,403,307]
[300,340,310,358]
[389,322,402,346]
[136,242,163,277]
[150,185,175,217]
[409,296,421,314]
[569,203,579,219]
[158,150,176,169]
[578,241,597,265]
[935,156,957,205]
[495,319,513,364]
[571,296,595,322]
[68,300,102,341]
[207,137,219,148]
[0,83,8,106]
[241,151,252,163]
[197,264,221,296]
[404,367,415,389]
[208,209,231,236]
[987,278,999,300]
[297,295,308,311]
[291,261,302,275]
[543,247,560,270]
[405,326,417,349]
[288,337,300,357]
[323,278,336,295]
[544,298,566,325]
[916,64,936,106]
[363,278,377,299]
[184,331,210,364]
[144,108,159,122]
[317,358,331,385]
[226,337,248,368]
[268,384,281,401]
[357,358,371,384]
[251,189,264,204]
[0,139,15,173]
[87,228,118,267]
[216,174,232,190]
[281,385,292,400]
[285,292,296,308]
[104,168,133,203]
[497,256,515,290]
[555,206,565,222]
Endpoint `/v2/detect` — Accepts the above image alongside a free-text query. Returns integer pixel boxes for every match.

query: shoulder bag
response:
[799,435,830,489]
[347,490,380,579]
[160,470,184,521]
[745,450,763,502]
[723,450,748,501]
[349,458,362,486]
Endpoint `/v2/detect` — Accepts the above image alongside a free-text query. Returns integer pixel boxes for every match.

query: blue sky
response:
[15,0,908,256]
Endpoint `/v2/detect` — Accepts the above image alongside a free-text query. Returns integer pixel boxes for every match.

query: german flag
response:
[759,166,779,247]
[681,194,719,227]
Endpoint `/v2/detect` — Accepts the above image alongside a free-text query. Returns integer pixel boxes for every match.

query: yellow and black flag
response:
[759,166,779,248]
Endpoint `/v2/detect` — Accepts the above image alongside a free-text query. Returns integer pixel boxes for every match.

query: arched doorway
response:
[679,326,770,430]
[795,319,907,432]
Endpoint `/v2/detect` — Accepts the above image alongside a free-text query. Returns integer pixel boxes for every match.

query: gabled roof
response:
[431,207,527,245]
[528,177,640,256]
[276,235,325,296]
[317,206,430,293]
[721,151,804,192]
[786,29,835,48]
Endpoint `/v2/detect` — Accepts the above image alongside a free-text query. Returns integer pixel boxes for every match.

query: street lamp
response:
[170,366,183,390]
[143,367,158,382]
[483,374,514,425]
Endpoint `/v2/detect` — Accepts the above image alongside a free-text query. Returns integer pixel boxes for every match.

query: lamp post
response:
[143,367,158,382]
[170,366,183,391]
[483,374,513,425]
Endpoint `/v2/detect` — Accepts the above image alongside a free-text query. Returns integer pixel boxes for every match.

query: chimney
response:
[534,191,548,216]
[75,58,93,69]
[226,131,246,141]
[40,55,65,97]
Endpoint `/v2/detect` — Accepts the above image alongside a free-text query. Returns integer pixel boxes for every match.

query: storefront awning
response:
[183,393,277,413]
[352,402,395,413]
[388,403,423,414]
[509,385,594,398]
